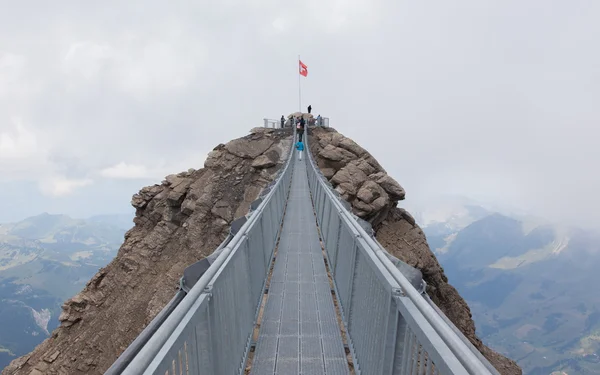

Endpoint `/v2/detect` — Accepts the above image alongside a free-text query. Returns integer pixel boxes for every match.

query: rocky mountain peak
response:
[4,126,520,375]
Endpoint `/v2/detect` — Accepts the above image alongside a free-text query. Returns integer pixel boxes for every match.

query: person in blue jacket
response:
[295,140,304,160]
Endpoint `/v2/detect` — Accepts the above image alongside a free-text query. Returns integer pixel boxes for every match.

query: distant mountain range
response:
[406,197,600,374]
[0,213,130,370]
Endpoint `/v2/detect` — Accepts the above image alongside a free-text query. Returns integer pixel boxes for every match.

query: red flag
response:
[299,60,308,77]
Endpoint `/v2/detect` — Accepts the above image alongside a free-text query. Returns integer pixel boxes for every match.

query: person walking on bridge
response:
[297,118,305,142]
[296,140,304,161]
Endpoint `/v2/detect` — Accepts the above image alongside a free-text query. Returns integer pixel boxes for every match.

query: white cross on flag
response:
[299,60,308,77]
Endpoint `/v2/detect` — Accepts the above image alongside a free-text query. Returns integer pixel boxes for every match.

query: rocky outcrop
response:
[5,124,519,375]
[3,127,293,375]
[308,127,521,375]
[309,129,405,227]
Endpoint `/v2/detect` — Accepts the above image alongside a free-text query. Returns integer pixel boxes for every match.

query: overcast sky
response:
[1,1,599,229]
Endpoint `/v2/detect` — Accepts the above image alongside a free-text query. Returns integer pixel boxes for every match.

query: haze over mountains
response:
[405,196,600,374]
[0,213,129,370]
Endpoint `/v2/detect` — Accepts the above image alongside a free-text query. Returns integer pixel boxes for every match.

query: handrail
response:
[104,291,186,375]
[105,234,233,375]
[116,127,296,374]
[424,294,500,375]
[304,126,494,374]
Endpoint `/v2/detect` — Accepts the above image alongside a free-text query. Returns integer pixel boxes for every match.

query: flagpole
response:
[298,55,301,112]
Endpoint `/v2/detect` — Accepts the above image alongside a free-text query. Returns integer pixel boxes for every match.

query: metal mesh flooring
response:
[250,156,350,375]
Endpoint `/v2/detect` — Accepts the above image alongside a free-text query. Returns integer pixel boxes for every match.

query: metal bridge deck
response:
[250,156,350,375]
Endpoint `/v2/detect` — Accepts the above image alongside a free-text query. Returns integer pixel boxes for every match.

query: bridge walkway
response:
[250,156,350,375]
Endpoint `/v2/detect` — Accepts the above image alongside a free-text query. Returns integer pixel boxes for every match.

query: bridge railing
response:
[264,116,330,128]
[263,118,279,128]
[304,128,498,375]
[114,130,295,375]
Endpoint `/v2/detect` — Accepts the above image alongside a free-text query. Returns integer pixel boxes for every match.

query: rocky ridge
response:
[3,127,292,375]
[308,127,521,375]
[4,124,520,375]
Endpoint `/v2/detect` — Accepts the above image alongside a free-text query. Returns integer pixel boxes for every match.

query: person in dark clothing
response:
[280,115,285,128]
[307,105,312,114]
[296,119,305,142]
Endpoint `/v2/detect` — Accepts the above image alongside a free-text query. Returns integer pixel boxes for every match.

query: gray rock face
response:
[251,154,277,169]
[309,128,405,227]
[357,180,386,204]
[225,137,274,159]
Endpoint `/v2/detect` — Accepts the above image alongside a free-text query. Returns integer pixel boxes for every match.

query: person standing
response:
[280,115,285,129]
[307,105,312,114]
[316,114,322,126]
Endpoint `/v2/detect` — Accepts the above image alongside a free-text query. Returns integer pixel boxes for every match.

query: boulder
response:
[371,196,388,212]
[352,159,377,176]
[131,185,163,209]
[356,180,385,204]
[319,144,356,163]
[43,351,60,364]
[250,127,275,134]
[321,168,336,179]
[338,137,366,157]
[170,177,193,194]
[225,137,274,159]
[252,155,276,169]
[331,164,368,191]
[336,182,358,196]
[211,200,233,222]
[370,172,405,200]
[204,149,223,169]
[167,191,185,207]
[181,198,196,216]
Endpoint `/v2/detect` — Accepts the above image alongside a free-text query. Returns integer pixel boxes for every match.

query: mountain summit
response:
[4,126,520,375]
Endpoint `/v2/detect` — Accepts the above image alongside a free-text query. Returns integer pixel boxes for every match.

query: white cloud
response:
[0,53,26,94]
[99,162,150,179]
[271,17,288,33]
[0,119,92,197]
[99,151,209,181]
[63,41,113,82]
[39,177,93,197]
[0,118,53,182]
[62,35,203,99]
[0,118,39,159]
